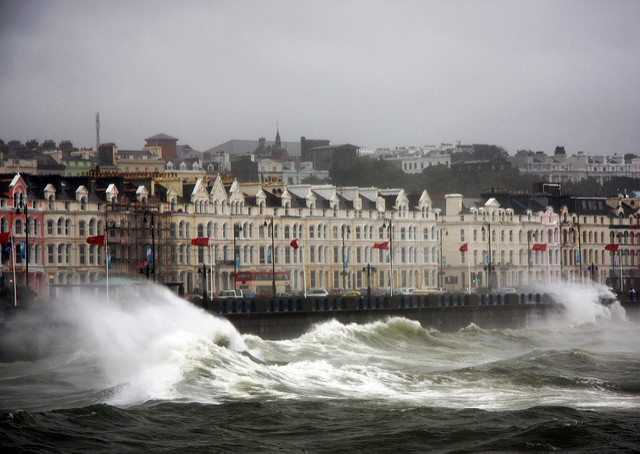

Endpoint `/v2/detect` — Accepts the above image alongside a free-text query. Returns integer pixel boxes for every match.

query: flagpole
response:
[105,230,109,304]
[302,244,307,296]
[209,242,214,300]
[11,235,17,306]
[546,247,550,284]
[467,257,471,293]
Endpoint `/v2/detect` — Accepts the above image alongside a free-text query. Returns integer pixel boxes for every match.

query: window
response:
[47,220,54,235]
[48,244,55,264]
[79,245,86,265]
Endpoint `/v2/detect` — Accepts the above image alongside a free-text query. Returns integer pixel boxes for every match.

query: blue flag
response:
[107,254,112,269]
[146,247,152,264]
[575,250,580,264]
[21,242,26,259]
[235,253,240,269]
[267,247,272,264]
[1,240,11,262]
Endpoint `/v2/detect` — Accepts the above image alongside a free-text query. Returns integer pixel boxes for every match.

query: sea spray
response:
[536,282,626,326]
[1,282,249,407]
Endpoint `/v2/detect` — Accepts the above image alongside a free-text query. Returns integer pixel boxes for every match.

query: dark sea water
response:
[1,283,639,453]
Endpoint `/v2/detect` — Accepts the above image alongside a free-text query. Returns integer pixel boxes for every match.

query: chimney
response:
[445,193,463,215]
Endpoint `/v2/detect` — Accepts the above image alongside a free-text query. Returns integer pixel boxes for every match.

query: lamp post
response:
[197,264,208,302]
[263,216,276,297]
[438,227,448,288]
[527,230,533,285]
[616,231,623,292]
[559,221,569,281]
[341,224,351,290]
[382,217,393,295]
[571,220,583,284]
[482,223,493,291]
[143,213,156,281]
[362,264,376,299]
[15,192,28,287]
[233,223,242,291]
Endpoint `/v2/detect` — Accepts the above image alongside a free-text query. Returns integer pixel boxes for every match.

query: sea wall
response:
[205,293,560,340]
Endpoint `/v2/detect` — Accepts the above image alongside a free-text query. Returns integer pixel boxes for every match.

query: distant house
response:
[302,143,359,172]
[145,133,178,162]
[451,157,512,173]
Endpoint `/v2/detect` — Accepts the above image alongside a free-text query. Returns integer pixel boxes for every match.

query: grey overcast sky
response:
[1,0,639,155]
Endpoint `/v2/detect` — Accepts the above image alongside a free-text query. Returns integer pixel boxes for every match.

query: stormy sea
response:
[1,283,639,453]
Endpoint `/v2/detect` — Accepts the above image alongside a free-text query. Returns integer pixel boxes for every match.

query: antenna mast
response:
[96,112,100,152]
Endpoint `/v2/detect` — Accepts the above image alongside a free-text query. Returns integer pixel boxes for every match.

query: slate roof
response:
[145,133,178,141]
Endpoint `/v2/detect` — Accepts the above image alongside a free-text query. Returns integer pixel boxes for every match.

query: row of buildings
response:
[1,170,639,300]
[4,131,640,189]
[372,143,640,184]
[0,130,358,186]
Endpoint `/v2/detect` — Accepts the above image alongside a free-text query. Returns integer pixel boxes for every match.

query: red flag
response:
[532,243,547,251]
[86,235,105,245]
[290,239,299,249]
[373,241,389,250]
[605,244,619,252]
[191,237,209,247]
[459,243,468,252]
[134,260,148,270]
[0,232,11,244]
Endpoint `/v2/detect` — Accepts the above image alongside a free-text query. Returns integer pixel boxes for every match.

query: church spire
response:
[275,122,281,148]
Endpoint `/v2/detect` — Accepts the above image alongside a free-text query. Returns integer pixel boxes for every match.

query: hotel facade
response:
[1,171,638,299]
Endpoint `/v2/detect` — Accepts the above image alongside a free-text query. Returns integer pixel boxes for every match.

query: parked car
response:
[329,288,346,296]
[344,290,361,297]
[218,290,244,299]
[306,288,329,298]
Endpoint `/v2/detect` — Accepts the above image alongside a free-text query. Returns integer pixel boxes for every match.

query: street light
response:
[560,221,570,281]
[527,230,533,285]
[15,192,28,287]
[588,263,598,283]
[382,217,393,295]
[438,227,448,288]
[481,222,493,291]
[197,265,208,302]
[233,223,242,291]
[570,220,583,284]
[614,231,623,292]
[143,213,156,281]
[341,224,351,290]
[263,216,276,297]
[362,264,376,299]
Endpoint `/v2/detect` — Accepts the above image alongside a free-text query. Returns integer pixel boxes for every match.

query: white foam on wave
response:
[536,281,627,327]
[51,283,247,406]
